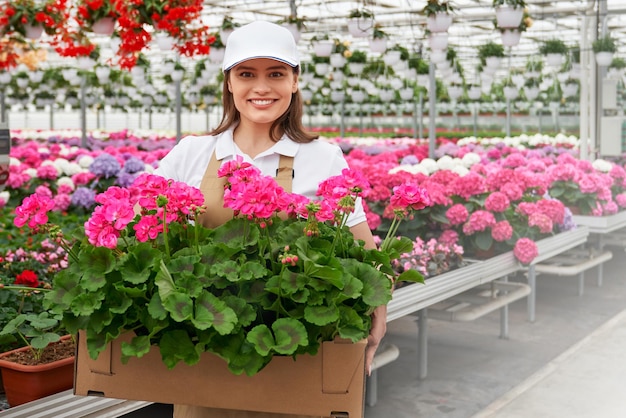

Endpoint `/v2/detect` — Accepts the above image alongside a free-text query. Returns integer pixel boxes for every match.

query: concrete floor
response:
[366,242,626,418]
[2,242,625,418]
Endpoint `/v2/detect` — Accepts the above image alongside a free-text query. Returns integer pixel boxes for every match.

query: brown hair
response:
[210,67,318,143]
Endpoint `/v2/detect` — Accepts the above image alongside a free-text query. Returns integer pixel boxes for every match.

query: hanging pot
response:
[495,7,524,29]
[503,86,518,100]
[428,32,448,51]
[448,86,463,101]
[208,47,225,64]
[485,56,502,69]
[349,62,365,75]
[283,23,301,43]
[545,53,565,68]
[500,29,521,47]
[351,90,366,103]
[91,17,116,35]
[347,18,373,38]
[383,50,401,66]
[24,24,43,40]
[369,38,387,53]
[330,53,345,68]
[468,86,482,100]
[312,40,334,57]
[595,51,614,67]
[399,88,414,101]
[426,12,452,33]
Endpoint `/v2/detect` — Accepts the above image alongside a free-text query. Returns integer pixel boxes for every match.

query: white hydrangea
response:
[143,165,155,173]
[450,165,470,176]
[78,155,94,168]
[9,157,20,166]
[63,162,84,176]
[592,159,613,173]
[389,164,430,175]
[461,152,481,168]
[436,155,457,171]
[24,168,37,178]
[56,176,76,190]
[417,158,439,174]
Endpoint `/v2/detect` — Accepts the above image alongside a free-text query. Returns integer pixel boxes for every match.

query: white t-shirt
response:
[154,128,367,227]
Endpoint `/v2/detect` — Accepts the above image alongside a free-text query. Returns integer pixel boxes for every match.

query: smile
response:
[249,99,275,105]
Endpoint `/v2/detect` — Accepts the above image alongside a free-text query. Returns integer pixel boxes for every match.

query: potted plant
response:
[0,0,68,39]
[496,7,532,47]
[311,34,333,57]
[278,15,306,42]
[347,49,367,75]
[369,24,388,53]
[592,35,617,67]
[478,41,505,70]
[0,310,74,407]
[422,0,454,33]
[347,8,374,38]
[493,0,527,29]
[76,0,118,35]
[539,39,569,68]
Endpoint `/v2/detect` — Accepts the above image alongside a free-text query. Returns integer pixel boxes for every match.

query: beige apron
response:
[175,151,323,418]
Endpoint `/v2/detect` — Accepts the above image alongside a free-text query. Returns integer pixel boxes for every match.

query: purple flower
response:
[117,172,138,188]
[400,155,419,165]
[71,187,97,209]
[122,157,146,174]
[90,154,122,178]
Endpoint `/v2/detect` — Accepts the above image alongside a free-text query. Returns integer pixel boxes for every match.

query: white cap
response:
[221,21,299,72]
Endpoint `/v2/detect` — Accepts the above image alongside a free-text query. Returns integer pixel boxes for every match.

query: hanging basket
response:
[495,7,524,29]
[347,18,373,38]
[595,51,614,67]
[312,40,334,57]
[428,32,448,51]
[500,29,521,47]
[485,56,503,69]
[368,38,387,53]
[545,53,565,68]
[91,17,116,35]
[24,24,43,40]
[503,86,519,100]
[426,12,452,33]
[282,23,301,43]
[349,62,365,75]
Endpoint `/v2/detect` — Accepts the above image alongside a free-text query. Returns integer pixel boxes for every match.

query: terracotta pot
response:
[0,336,75,407]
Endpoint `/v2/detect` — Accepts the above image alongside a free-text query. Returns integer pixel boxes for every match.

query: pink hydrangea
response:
[446,204,469,226]
[484,192,511,213]
[514,238,538,264]
[439,229,459,246]
[501,182,524,201]
[462,210,496,235]
[491,220,513,242]
[528,213,553,234]
[616,193,626,208]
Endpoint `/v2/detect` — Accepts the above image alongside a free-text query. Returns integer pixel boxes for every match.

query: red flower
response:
[15,270,39,287]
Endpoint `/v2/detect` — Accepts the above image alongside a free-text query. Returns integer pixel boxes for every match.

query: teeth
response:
[251,99,273,105]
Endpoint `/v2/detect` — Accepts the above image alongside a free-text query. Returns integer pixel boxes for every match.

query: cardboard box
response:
[74,331,366,417]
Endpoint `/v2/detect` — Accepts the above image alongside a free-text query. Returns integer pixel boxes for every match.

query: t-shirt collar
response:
[215,127,299,160]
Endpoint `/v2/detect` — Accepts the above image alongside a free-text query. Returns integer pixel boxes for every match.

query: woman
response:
[155,20,387,418]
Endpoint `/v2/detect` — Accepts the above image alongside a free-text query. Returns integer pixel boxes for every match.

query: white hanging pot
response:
[379,89,394,101]
[312,40,334,57]
[503,86,518,100]
[468,86,482,100]
[24,24,44,40]
[351,90,366,103]
[511,74,525,88]
[368,38,387,53]
[485,56,502,69]
[0,72,11,84]
[399,88,414,101]
[330,90,345,102]
[314,63,329,75]
[349,62,365,75]
[28,71,43,83]
[208,48,225,64]
[429,49,447,64]
[331,71,344,83]
[448,86,463,100]
[347,18,373,38]
[283,23,301,43]
[383,50,401,66]
[155,33,175,51]
[16,78,29,88]
[563,83,578,97]
[428,32,448,51]
[220,29,234,43]
[595,51,614,67]
[300,89,313,101]
[495,7,524,29]
[545,53,565,68]
[524,86,540,100]
[500,29,521,47]
[330,53,345,68]
[92,17,116,35]
[426,12,452,33]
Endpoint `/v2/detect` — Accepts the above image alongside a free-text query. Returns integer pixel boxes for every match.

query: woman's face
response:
[227,58,298,127]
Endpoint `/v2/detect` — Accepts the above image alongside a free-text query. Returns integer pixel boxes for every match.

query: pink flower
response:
[462,210,496,235]
[84,211,120,249]
[484,192,510,213]
[54,193,72,211]
[446,204,469,226]
[217,155,253,178]
[389,183,431,213]
[603,200,618,215]
[14,194,56,228]
[492,220,513,242]
[514,238,538,264]
[439,229,459,246]
[616,193,626,208]
[528,213,553,234]
[536,199,565,225]
[36,165,59,180]
[134,214,163,242]
[501,182,524,201]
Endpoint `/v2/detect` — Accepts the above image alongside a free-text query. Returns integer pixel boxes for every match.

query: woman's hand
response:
[365,304,387,376]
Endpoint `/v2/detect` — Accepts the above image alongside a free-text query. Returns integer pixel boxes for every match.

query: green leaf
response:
[475,231,493,250]
[155,260,176,301]
[397,269,425,284]
[148,293,168,320]
[70,292,104,316]
[121,335,151,363]
[358,264,393,306]
[222,296,256,327]
[304,305,339,326]
[246,325,275,356]
[123,243,161,284]
[30,332,60,350]
[193,291,237,334]
[272,318,308,355]
[79,246,117,291]
[162,291,194,322]
[303,259,344,289]
[159,330,200,368]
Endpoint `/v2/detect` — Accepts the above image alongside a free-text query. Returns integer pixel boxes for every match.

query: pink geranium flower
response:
[14,194,56,228]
